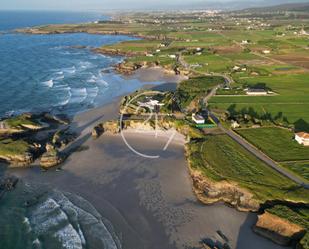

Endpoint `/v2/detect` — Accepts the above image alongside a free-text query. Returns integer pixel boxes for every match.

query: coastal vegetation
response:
[175,76,224,110]
[186,134,308,204]
[236,127,309,181]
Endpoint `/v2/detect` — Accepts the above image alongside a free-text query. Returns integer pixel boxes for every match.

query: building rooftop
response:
[296,132,309,140]
[247,88,267,93]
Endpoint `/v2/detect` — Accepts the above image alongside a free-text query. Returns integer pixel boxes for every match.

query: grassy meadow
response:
[187,134,309,203]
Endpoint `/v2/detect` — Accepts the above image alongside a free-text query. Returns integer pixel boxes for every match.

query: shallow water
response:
[0,181,122,249]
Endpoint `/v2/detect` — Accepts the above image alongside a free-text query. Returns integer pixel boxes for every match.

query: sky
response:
[0,0,306,11]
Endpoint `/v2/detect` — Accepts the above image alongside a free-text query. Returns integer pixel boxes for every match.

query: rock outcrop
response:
[188,167,260,212]
[0,176,19,200]
[40,143,63,168]
[52,129,75,149]
[0,152,34,167]
[92,121,120,138]
[254,212,306,246]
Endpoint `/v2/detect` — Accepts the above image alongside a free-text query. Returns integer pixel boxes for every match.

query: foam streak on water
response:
[0,32,141,117]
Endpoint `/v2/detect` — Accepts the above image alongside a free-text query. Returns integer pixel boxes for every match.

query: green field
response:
[176,76,225,109]
[237,127,309,161]
[282,161,309,182]
[187,134,309,203]
[210,74,309,127]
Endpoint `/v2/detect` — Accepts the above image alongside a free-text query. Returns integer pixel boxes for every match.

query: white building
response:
[295,132,309,146]
[241,40,249,45]
[138,99,164,110]
[263,50,271,54]
[233,65,241,71]
[300,29,309,36]
[231,120,240,129]
[192,114,205,124]
[169,55,176,59]
[246,89,268,96]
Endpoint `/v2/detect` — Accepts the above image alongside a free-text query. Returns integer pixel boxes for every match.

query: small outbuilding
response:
[246,89,268,96]
[192,113,205,124]
[295,132,309,146]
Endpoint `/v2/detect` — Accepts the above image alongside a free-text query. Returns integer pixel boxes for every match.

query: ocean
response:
[0,11,154,118]
[0,11,148,249]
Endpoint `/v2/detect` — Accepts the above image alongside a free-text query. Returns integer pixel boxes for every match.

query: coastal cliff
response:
[254,212,306,246]
[186,150,260,212]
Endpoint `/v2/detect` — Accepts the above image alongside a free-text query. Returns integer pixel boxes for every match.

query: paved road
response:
[208,112,309,189]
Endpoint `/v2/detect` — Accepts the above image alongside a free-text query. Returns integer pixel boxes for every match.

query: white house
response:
[295,132,309,146]
[231,120,240,129]
[192,113,205,124]
[169,55,176,59]
[263,50,271,54]
[246,89,268,96]
[233,66,241,71]
[138,99,164,110]
[300,29,309,36]
[241,40,249,45]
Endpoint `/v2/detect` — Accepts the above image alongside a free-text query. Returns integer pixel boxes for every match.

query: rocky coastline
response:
[0,112,73,168]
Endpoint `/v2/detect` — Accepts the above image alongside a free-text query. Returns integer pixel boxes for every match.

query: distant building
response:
[192,113,205,124]
[169,55,176,59]
[233,65,241,71]
[246,89,268,96]
[241,40,249,45]
[231,120,240,129]
[300,28,309,36]
[138,98,164,110]
[262,50,271,54]
[295,132,309,146]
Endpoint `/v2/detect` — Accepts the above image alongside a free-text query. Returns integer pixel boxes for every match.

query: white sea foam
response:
[79,61,93,70]
[42,79,54,88]
[87,74,97,83]
[54,75,65,81]
[63,66,76,75]
[69,88,87,104]
[23,217,32,233]
[32,238,41,249]
[27,190,122,249]
[53,224,83,249]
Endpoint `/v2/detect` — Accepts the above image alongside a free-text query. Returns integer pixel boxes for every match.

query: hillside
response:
[239,2,309,13]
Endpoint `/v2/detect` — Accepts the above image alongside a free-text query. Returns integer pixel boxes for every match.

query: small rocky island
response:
[0,113,75,168]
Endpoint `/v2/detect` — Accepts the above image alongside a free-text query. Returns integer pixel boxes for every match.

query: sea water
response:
[0,11,157,118]
[0,11,148,249]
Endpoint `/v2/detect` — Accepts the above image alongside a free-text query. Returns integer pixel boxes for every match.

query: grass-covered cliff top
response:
[187,134,309,204]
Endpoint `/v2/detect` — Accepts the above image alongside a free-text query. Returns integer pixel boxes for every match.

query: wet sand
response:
[6,67,288,249]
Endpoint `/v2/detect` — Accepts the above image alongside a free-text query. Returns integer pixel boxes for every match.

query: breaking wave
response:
[0,181,122,249]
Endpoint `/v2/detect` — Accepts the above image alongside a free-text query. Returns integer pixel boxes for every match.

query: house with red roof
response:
[295,132,309,146]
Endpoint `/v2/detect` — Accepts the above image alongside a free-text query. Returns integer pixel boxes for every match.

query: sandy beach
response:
[6,68,289,249]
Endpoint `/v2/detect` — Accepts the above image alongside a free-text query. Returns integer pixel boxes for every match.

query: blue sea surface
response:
[0,11,144,249]
[0,11,153,118]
